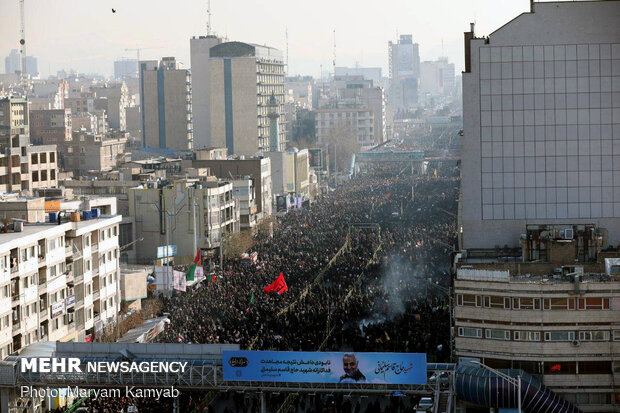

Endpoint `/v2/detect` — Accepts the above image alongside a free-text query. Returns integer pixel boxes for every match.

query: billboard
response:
[157,245,177,259]
[223,351,426,384]
[309,148,323,169]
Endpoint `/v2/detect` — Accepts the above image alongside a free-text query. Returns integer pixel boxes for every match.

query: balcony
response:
[93,291,100,300]
[38,282,47,293]
[76,299,84,308]
[39,307,48,319]
[12,322,20,332]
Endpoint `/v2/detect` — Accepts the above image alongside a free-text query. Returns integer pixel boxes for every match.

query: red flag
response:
[212,273,216,283]
[264,273,288,294]
[550,364,561,372]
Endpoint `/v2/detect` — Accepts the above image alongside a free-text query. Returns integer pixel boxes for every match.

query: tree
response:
[324,119,360,173]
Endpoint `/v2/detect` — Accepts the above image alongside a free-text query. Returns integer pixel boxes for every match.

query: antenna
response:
[19,0,27,92]
[285,27,289,75]
[206,0,212,35]
[332,29,336,78]
[442,39,444,57]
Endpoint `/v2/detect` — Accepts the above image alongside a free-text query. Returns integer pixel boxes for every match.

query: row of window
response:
[457,294,613,310]
[458,327,619,342]
[31,169,57,182]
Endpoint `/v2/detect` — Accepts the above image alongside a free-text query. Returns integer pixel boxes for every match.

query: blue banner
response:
[223,351,426,384]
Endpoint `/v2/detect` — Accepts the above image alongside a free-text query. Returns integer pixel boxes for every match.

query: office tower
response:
[388,35,420,110]
[209,42,286,155]
[4,50,21,75]
[140,57,193,150]
[190,35,222,149]
[114,59,138,79]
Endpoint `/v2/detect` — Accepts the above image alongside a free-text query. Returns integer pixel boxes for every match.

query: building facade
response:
[62,131,127,176]
[29,109,72,146]
[128,179,239,263]
[0,213,122,358]
[140,57,193,150]
[190,35,223,150]
[315,107,375,147]
[461,0,620,249]
[92,82,129,131]
[388,35,420,110]
[209,42,286,155]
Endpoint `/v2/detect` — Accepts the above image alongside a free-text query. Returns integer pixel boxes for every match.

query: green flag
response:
[186,250,201,281]
[250,292,255,304]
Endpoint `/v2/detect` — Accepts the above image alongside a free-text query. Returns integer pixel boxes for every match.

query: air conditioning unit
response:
[562,228,574,240]
[571,340,580,347]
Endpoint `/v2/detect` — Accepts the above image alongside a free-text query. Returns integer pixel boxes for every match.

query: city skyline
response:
[0,0,529,78]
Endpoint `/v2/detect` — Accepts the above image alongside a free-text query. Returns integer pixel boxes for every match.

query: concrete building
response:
[0,98,59,193]
[232,178,259,230]
[460,0,620,249]
[388,35,420,110]
[335,67,383,86]
[91,82,129,131]
[61,131,127,176]
[0,210,121,358]
[315,107,375,147]
[140,57,193,150]
[64,97,94,114]
[128,178,239,263]
[29,109,72,146]
[208,42,286,155]
[188,157,272,219]
[114,59,138,80]
[266,148,310,199]
[4,50,20,76]
[419,57,456,98]
[190,35,223,149]
[285,75,315,110]
[454,223,620,412]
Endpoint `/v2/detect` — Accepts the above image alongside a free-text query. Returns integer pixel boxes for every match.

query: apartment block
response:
[0,212,122,357]
[29,109,72,146]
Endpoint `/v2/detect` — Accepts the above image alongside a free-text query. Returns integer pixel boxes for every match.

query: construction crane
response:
[124,47,162,63]
[19,0,28,92]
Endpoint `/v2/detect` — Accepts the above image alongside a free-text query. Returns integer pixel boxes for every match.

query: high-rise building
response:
[92,82,129,131]
[461,0,620,249]
[114,59,138,79]
[419,57,456,98]
[4,50,20,75]
[29,109,72,146]
[208,42,286,155]
[0,203,122,357]
[388,35,421,110]
[455,2,620,411]
[140,57,193,150]
[0,98,59,193]
[24,56,37,77]
[190,35,222,149]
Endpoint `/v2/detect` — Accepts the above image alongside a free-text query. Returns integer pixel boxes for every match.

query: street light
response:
[469,360,522,413]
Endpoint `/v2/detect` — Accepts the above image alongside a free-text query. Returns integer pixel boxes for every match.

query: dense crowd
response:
[67,160,459,413]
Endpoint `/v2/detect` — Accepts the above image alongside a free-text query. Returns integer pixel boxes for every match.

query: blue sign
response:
[223,351,426,385]
[157,245,177,259]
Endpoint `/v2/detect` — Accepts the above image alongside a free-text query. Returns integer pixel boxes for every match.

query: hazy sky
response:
[0,0,532,78]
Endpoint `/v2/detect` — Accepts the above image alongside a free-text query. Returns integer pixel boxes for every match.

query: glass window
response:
[545,331,575,341]
[486,329,510,340]
[514,331,540,341]
[579,331,609,341]
[458,327,482,338]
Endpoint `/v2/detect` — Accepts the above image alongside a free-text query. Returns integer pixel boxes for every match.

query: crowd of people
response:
[66,159,459,413]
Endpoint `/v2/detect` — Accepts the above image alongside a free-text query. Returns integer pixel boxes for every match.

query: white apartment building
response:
[315,107,375,147]
[0,213,121,358]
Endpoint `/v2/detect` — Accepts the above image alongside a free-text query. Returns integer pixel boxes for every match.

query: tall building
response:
[460,0,620,249]
[140,57,193,150]
[24,56,38,77]
[190,35,222,149]
[128,178,239,262]
[4,50,20,75]
[388,35,421,110]
[0,98,59,193]
[29,109,72,146]
[0,205,122,357]
[91,82,129,131]
[114,59,138,79]
[455,2,620,412]
[419,57,456,98]
[315,107,375,147]
[208,42,286,155]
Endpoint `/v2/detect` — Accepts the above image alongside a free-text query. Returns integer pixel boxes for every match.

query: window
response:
[456,294,477,306]
[486,329,510,340]
[543,298,574,310]
[32,171,39,182]
[579,331,610,341]
[577,297,610,310]
[458,327,482,338]
[514,297,541,310]
[514,331,541,341]
[50,152,55,163]
[50,169,56,180]
[544,331,575,341]
[484,295,508,309]
[614,331,620,342]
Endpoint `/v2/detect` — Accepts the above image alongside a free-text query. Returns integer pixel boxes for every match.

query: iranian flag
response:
[186,250,201,281]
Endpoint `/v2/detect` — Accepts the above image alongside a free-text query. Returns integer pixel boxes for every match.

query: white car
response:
[417,397,433,411]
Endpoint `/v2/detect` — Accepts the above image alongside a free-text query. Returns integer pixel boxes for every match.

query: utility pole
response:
[19,0,28,93]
